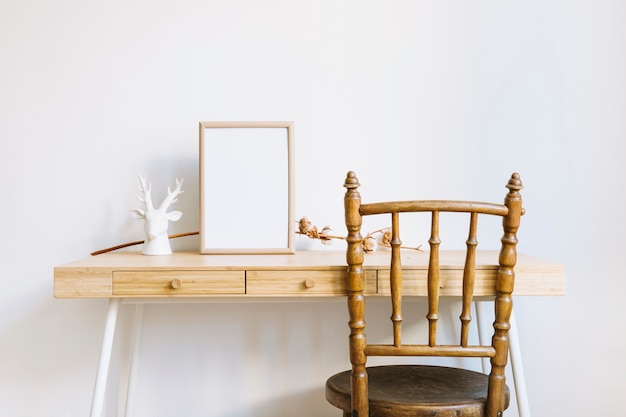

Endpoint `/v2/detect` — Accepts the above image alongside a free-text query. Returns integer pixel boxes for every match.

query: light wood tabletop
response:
[54,250,565,298]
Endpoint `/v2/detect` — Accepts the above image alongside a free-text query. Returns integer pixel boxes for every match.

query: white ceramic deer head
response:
[132,176,184,255]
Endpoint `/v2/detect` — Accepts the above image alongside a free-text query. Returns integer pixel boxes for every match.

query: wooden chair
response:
[325,171,524,417]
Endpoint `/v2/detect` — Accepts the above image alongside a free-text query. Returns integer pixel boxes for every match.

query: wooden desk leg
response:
[90,298,121,417]
[475,301,530,417]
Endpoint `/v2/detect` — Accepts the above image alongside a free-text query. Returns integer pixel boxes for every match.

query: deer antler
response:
[159,178,184,211]
[136,175,154,211]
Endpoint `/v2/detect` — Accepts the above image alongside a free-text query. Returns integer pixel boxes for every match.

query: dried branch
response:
[370,228,423,252]
[295,217,345,245]
[90,231,199,256]
[92,216,423,257]
[295,217,422,253]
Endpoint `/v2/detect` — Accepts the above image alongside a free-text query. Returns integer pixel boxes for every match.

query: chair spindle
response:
[460,212,479,347]
[427,211,441,347]
[390,212,403,347]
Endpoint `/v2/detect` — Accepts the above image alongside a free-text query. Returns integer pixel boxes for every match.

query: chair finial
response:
[344,171,360,190]
[506,173,523,193]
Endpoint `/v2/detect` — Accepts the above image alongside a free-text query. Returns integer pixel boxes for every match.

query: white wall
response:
[1,1,624,416]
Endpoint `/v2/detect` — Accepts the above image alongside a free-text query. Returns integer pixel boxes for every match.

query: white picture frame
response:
[199,121,295,254]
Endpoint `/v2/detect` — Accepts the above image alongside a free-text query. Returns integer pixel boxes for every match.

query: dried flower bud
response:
[363,235,378,252]
[319,226,333,245]
[298,217,313,234]
[306,225,320,239]
[382,229,392,245]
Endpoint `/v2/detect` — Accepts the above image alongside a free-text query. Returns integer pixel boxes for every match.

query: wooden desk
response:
[54,251,565,417]
[54,250,564,298]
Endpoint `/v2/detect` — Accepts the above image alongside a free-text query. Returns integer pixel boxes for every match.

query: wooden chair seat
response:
[326,365,510,417]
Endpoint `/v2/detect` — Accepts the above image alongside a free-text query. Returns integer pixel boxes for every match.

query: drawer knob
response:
[170,278,182,289]
[304,278,316,289]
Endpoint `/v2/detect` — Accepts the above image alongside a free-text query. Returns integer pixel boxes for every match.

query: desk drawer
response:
[247,270,377,296]
[113,270,245,296]
[377,269,497,296]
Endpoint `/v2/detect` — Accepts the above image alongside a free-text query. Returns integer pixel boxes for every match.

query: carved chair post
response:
[487,173,523,417]
[343,171,368,417]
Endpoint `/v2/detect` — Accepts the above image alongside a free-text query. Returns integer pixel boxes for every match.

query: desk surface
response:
[54,250,565,298]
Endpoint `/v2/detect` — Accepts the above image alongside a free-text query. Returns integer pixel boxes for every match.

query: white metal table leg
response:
[509,311,530,417]
[474,300,492,374]
[475,301,530,417]
[122,303,144,417]
[90,298,121,417]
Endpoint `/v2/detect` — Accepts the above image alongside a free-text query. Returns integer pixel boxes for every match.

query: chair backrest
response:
[342,171,524,417]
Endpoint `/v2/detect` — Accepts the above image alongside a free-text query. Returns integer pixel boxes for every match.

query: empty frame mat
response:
[199,122,294,254]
